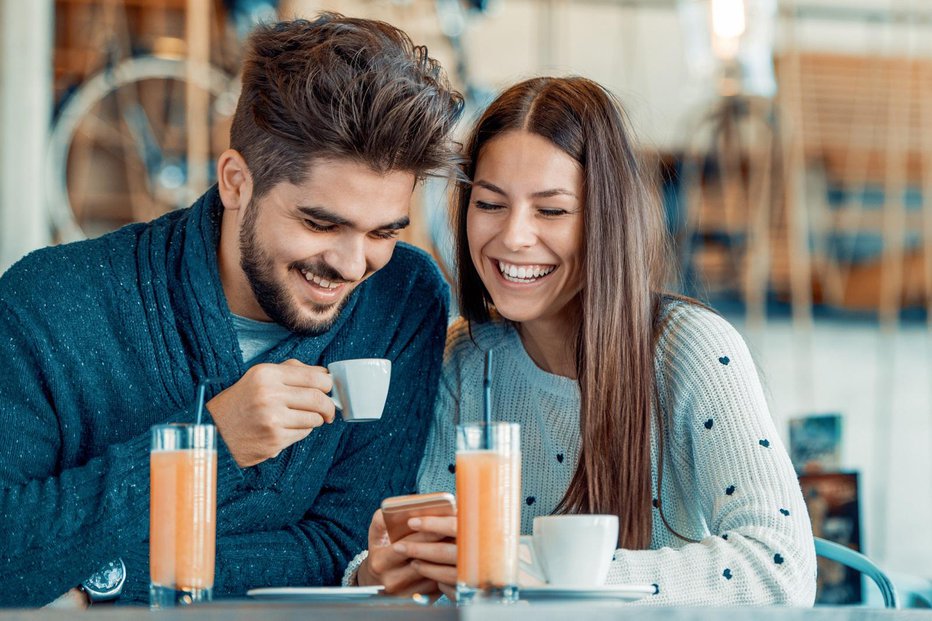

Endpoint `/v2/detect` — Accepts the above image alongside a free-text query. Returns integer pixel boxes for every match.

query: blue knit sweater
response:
[0,187,448,606]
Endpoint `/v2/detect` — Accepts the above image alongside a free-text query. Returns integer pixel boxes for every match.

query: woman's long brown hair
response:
[455,77,672,549]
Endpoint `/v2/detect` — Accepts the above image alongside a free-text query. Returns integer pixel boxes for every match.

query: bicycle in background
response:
[45,0,490,249]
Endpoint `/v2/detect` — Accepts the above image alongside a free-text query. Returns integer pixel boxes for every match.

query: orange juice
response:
[150,448,217,590]
[456,449,521,589]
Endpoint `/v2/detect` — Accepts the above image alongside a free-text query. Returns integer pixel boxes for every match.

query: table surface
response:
[0,599,930,620]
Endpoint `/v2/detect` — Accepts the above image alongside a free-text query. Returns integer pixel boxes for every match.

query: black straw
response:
[482,350,493,448]
[195,383,207,426]
[194,377,223,425]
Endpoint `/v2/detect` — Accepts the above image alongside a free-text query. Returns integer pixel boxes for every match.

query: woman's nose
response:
[499,207,536,252]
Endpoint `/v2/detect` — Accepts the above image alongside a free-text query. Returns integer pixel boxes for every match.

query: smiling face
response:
[222,157,415,335]
[466,130,585,325]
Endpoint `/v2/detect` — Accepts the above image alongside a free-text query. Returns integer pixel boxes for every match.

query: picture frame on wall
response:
[789,413,843,475]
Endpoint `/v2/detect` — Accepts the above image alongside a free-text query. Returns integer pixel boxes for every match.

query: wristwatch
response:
[80,558,126,604]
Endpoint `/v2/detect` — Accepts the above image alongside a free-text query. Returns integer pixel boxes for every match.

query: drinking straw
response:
[195,382,207,426]
[483,350,493,448]
[194,377,222,425]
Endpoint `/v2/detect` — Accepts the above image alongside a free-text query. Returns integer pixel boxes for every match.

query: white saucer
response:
[246,586,384,601]
[519,584,655,602]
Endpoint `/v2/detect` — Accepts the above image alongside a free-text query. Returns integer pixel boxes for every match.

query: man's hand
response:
[45,588,89,609]
[207,359,335,467]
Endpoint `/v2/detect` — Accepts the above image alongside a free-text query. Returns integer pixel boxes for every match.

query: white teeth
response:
[301,269,339,290]
[496,261,555,283]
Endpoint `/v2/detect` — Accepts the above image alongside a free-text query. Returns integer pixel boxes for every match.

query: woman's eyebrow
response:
[473,180,576,199]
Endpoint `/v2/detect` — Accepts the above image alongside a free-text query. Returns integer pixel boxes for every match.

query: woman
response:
[345,77,816,606]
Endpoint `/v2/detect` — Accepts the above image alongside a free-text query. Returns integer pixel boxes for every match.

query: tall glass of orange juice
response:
[150,423,217,608]
[455,422,521,604]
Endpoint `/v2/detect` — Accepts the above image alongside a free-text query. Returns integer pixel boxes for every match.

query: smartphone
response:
[380,492,456,542]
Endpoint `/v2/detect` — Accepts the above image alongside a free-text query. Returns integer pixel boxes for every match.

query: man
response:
[0,14,462,606]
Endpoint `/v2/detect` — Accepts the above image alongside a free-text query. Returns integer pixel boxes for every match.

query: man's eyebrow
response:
[380,216,411,231]
[473,180,577,199]
[297,206,410,231]
[297,205,352,226]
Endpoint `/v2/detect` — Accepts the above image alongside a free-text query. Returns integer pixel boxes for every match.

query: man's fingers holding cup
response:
[284,388,336,424]
[280,360,334,393]
[282,409,326,430]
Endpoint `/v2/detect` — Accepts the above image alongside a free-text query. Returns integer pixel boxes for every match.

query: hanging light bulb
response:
[711,0,747,61]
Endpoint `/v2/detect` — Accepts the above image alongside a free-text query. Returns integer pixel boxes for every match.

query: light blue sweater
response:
[415,302,816,606]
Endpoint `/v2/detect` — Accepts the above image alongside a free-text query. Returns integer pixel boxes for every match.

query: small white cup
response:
[519,515,619,587]
[327,358,391,423]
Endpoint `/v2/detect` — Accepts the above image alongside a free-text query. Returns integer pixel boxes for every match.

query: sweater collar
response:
[144,185,363,407]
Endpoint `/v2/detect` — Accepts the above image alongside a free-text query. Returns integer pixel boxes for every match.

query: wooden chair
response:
[777,51,932,329]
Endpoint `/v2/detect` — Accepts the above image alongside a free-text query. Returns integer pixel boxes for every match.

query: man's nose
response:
[326,234,367,282]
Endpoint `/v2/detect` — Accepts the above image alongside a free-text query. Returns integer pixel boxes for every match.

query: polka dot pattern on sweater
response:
[410,303,817,606]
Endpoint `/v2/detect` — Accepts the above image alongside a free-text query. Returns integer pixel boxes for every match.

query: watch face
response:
[84,558,125,597]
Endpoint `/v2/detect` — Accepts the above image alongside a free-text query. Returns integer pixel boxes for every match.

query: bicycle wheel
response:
[46,56,237,241]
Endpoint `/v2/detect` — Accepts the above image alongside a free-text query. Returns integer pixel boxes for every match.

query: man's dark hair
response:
[230,14,464,199]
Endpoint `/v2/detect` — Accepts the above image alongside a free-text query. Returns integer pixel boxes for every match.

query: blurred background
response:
[0,0,929,606]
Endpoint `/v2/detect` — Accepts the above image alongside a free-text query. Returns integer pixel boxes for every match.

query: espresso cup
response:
[519,515,619,587]
[327,358,391,423]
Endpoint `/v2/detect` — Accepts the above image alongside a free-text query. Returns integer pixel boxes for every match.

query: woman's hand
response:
[399,516,458,600]
[357,510,444,597]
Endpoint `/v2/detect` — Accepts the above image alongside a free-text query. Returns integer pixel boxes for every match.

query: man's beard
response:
[238,202,351,336]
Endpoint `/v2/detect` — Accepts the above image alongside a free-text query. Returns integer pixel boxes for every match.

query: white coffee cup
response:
[519,515,619,587]
[327,358,391,423]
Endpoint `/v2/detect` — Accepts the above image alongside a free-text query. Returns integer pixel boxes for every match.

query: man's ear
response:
[217,149,252,211]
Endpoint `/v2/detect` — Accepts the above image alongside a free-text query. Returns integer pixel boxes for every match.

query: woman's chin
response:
[489,302,542,324]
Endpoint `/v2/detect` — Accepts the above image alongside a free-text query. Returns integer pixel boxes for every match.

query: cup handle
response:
[518,536,547,586]
[326,365,342,411]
